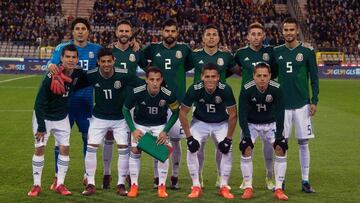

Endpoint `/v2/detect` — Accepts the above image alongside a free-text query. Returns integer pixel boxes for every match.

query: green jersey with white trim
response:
[182,81,236,123]
[238,80,284,139]
[273,42,319,109]
[112,46,148,76]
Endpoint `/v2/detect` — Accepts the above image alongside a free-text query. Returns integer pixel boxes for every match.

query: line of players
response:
[28,17,319,201]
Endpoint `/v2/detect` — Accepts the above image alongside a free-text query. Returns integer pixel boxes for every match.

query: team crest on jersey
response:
[114,81,122,89]
[89,52,94,59]
[129,54,136,62]
[214,96,222,104]
[262,53,270,61]
[159,99,166,107]
[217,58,224,66]
[265,94,273,102]
[175,50,183,59]
[296,53,303,62]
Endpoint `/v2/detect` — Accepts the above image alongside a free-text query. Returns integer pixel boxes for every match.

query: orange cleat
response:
[188,186,202,198]
[219,186,234,199]
[241,188,253,199]
[28,185,41,197]
[50,177,57,191]
[127,183,138,198]
[274,189,288,201]
[56,184,72,196]
[158,184,168,198]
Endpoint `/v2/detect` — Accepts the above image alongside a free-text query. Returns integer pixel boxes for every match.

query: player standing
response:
[273,17,319,193]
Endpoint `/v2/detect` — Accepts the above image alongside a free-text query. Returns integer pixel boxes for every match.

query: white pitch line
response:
[0,75,37,83]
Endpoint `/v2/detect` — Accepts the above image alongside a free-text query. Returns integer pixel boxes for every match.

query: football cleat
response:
[102,174,111,189]
[170,176,179,190]
[158,184,168,198]
[265,177,275,191]
[28,185,41,197]
[56,184,72,196]
[116,184,128,196]
[127,183,138,198]
[274,189,288,201]
[302,181,315,193]
[219,186,234,199]
[82,184,96,196]
[241,188,253,199]
[50,177,57,191]
[188,186,202,198]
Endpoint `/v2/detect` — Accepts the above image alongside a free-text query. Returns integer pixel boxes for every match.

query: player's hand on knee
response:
[273,137,288,154]
[156,131,167,145]
[35,132,46,142]
[132,129,143,141]
[186,136,200,153]
[218,137,232,154]
[239,137,254,155]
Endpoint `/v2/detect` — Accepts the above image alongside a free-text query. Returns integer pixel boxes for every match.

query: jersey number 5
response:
[286,62,292,73]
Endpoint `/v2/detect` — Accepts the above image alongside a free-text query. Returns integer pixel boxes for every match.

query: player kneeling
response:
[238,62,288,201]
[28,45,79,197]
[179,63,237,199]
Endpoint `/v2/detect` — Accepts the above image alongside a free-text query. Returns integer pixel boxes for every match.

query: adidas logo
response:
[198,60,204,64]
[156,53,161,57]
[95,83,100,87]
[244,57,250,61]
[141,101,146,105]
[278,56,283,60]
[252,97,257,102]
[199,99,205,103]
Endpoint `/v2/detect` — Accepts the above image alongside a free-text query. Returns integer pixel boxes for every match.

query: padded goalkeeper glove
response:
[50,66,72,95]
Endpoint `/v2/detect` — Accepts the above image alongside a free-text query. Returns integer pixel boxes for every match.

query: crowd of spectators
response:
[306,0,360,55]
[89,0,290,51]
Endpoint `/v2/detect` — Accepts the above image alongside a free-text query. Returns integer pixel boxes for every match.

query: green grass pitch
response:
[0,74,359,202]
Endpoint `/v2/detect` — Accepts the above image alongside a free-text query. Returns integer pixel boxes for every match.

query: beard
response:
[164,37,175,45]
[118,36,130,44]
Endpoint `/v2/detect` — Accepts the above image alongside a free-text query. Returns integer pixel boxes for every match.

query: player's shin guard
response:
[81,133,88,159]
[129,152,141,186]
[103,139,114,176]
[32,155,44,186]
[220,151,232,187]
[158,159,169,186]
[274,155,287,189]
[85,146,98,185]
[186,150,200,187]
[54,146,59,176]
[240,156,253,188]
[171,139,182,178]
[117,148,129,185]
[298,140,310,181]
[57,155,69,186]
[263,140,274,178]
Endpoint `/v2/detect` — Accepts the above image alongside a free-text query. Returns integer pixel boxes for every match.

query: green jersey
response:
[112,46,148,76]
[182,81,236,123]
[234,45,276,87]
[239,80,284,139]
[123,85,180,132]
[80,68,144,120]
[188,48,235,83]
[273,42,319,109]
[142,42,191,100]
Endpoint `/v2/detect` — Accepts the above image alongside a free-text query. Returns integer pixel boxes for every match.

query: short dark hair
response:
[248,22,265,32]
[203,24,218,34]
[71,18,91,31]
[162,19,178,29]
[116,20,132,29]
[145,66,163,78]
[61,44,78,57]
[97,48,114,60]
[282,17,299,27]
[253,62,271,74]
[201,63,219,74]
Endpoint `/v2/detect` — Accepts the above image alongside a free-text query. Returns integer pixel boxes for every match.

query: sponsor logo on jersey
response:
[95,83,100,87]
[198,60,204,64]
[278,56,283,60]
[296,53,303,62]
[252,97,257,102]
[159,99,166,107]
[262,53,270,61]
[89,52,94,59]
[265,94,273,102]
[214,96,222,104]
[176,50,183,59]
[114,81,122,89]
[129,53,136,62]
[156,53,161,57]
[244,57,250,61]
[217,58,224,66]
